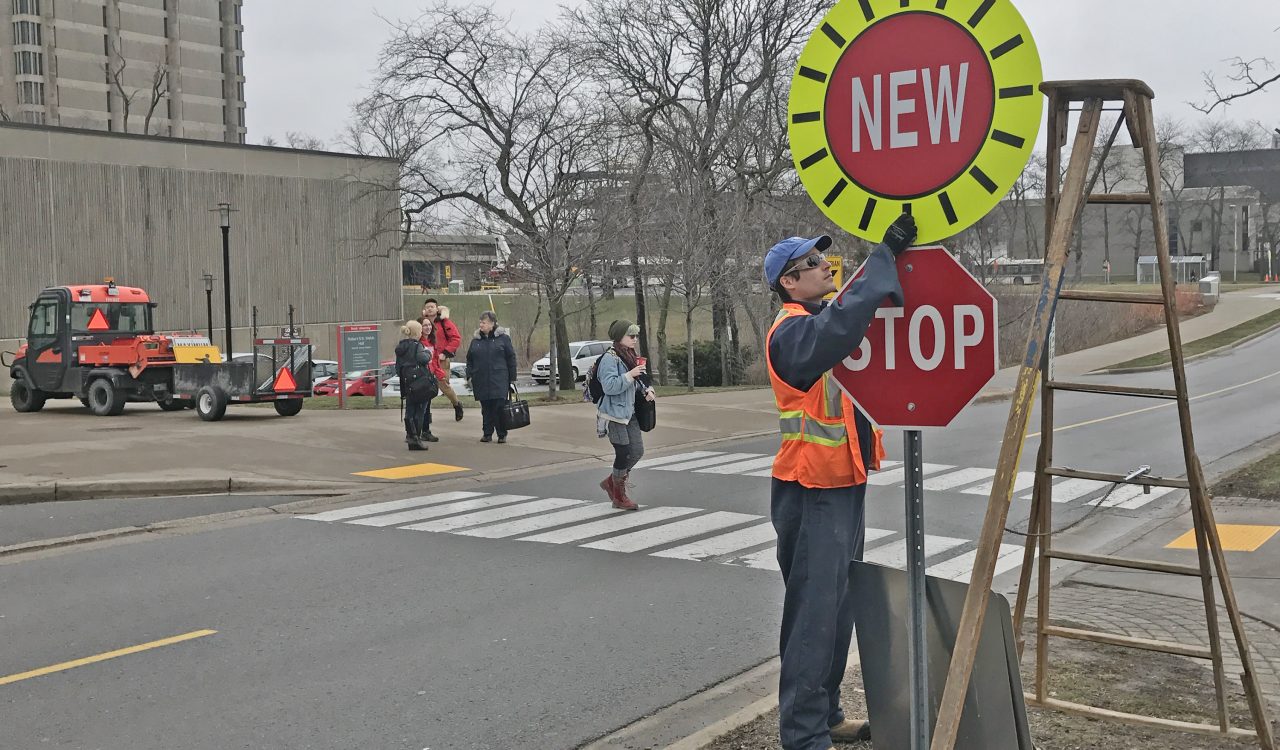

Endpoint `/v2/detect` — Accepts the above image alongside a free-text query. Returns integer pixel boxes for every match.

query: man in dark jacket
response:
[765,213,915,750]
[465,310,518,443]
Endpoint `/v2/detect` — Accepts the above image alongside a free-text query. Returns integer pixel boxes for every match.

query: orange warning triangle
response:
[272,366,298,392]
[87,308,110,331]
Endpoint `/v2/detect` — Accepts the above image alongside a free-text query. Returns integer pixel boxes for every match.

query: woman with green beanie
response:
[595,319,656,510]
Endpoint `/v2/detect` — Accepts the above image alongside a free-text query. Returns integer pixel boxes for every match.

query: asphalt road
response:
[1,328,1277,749]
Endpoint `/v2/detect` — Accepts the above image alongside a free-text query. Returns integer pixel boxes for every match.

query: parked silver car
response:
[530,340,610,385]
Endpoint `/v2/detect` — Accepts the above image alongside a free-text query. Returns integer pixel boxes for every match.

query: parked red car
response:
[313,361,395,397]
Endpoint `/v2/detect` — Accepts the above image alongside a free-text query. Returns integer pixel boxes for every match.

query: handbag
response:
[399,343,439,401]
[500,385,531,431]
[634,388,656,432]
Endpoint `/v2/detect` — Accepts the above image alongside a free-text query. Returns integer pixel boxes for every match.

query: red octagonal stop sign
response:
[833,246,998,428]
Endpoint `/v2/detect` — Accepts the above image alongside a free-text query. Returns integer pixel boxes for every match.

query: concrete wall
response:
[1,122,403,393]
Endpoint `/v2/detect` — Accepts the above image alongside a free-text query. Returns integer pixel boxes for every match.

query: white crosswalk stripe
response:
[865,463,956,486]
[925,543,1024,581]
[696,456,776,475]
[519,506,701,544]
[298,466,1180,583]
[923,467,996,492]
[582,511,759,553]
[402,497,585,533]
[298,491,487,522]
[862,534,968,568]
[649,453,761,472]
[963,471,1037,497]
[652,523,778,562]
[627,452,1180,514]
[453,501,621,539]
[632,451,722,469]
[348,494,534,527]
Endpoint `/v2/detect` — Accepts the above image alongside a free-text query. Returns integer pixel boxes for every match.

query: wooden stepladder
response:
[929,80,1275,750]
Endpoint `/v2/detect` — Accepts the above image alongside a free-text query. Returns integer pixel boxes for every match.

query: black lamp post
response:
[214,202,235,356]
[201,272,215,341]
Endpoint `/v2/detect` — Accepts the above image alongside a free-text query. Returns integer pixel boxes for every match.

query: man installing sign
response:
[763,212,915,750]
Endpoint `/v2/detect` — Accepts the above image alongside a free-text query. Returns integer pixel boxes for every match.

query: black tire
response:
[87,378,126,416]
[274,399,303,417]
[157,395,186,412]
[10,377,47,413]
[533,378,547,385]
[195,386,228,422]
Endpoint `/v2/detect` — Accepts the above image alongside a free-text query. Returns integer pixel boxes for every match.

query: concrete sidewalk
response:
[2,286,1276,501]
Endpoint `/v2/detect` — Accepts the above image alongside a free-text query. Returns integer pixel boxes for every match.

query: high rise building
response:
[0,0,245,143]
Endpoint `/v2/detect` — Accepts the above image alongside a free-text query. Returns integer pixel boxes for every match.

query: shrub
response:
[668,341,754,387]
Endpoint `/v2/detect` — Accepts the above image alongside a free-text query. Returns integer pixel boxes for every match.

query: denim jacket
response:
[595,349,644,424]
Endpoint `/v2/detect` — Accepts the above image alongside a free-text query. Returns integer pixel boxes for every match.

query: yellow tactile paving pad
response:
[353,463,469,480]
[1166,524,1280,552]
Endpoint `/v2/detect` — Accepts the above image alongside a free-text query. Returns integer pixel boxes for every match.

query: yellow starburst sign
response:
[788,0,1042,245]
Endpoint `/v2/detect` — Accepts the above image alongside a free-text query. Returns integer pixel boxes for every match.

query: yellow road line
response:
[1027,369,1280,440]
[353,462,469,480]
[0,629,216,687]
[1166,525,1280,552]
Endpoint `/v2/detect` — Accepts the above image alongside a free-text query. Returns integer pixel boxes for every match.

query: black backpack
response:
[584,349,612,404]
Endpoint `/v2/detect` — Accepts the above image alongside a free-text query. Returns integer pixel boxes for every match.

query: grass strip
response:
[1213,448,1280,501]
[266,385,764,410]
[1106,307,1280,370]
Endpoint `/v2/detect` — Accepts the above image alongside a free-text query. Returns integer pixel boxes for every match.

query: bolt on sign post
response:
[788,1,1040,747]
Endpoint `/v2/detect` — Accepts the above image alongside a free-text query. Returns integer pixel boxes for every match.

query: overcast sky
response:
[241,1,1279,148]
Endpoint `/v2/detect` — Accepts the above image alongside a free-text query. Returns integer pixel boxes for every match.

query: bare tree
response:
[570,0,825,386]
[1196,52,1280,113]
[0,104,10,122]
[1189,119,1271,269]
[104,38,169,135]
[285,131,328,150]
[366,1,610,395]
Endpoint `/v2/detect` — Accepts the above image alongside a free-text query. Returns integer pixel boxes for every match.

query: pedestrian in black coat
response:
[465,310,517,443]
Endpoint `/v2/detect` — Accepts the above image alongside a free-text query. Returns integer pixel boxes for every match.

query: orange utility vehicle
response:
[5,282,312,421]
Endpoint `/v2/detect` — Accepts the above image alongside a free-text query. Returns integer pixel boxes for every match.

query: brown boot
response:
[829,719,871,743]
[612,473,639,511]
[599,474,621,504]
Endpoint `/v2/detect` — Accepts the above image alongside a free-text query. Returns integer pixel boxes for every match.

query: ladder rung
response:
[1059,289,1165,304]
[1046,549,1202,576]
[1047,381,1179,399]
[1044,467,1190,489]
[1024,696,1258,740]
[1087,192,1151,205]
[1042,625,1213,659]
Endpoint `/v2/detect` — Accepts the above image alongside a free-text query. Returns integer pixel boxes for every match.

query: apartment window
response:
[235,55,242,76]
[13,20,42,46]
[18,80,45,105]
[12,0,41,15]
[236,80,243,102]
[20,110,45,124]
[237,106,244,128]
[234,29,241,50]
[14,50,43,75]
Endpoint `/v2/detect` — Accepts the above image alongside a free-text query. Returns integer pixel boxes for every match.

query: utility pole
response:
[212,202,237,357]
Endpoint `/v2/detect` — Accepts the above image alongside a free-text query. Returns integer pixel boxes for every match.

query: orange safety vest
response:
[766,303,885,488]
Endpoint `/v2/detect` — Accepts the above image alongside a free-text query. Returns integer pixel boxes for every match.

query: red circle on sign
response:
[824,13,994,199]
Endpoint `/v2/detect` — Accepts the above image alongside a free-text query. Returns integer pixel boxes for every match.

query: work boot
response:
[828,719,871,743]
[600,474,621,504]
[423,432,440,443]
[454,402,464,421]
[612,473,639,511]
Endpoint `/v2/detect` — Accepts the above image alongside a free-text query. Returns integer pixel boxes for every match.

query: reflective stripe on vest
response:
[766,303,871,488]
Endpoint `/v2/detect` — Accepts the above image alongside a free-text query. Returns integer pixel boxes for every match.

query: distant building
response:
[1,0,246,142]
[0,121,402,394]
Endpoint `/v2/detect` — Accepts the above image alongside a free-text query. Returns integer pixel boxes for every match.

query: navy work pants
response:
[770,478,867,750]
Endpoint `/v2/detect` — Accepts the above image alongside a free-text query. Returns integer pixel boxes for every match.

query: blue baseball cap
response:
[763,235,832,287]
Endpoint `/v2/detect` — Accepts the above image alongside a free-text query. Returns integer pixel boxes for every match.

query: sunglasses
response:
[781,253,825,277]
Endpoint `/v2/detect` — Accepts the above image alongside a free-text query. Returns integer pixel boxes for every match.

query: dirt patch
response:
[702,622,1274,750]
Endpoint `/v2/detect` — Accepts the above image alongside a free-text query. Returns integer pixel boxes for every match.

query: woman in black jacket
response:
[465,310,517,443]
[394,319,432,450]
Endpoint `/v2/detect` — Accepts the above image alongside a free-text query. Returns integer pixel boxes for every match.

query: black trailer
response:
[172,338,314,421]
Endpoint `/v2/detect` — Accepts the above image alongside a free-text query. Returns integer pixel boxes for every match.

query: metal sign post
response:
[904,429,930,750]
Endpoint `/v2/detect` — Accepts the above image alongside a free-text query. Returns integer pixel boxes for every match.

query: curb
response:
[0,478,360,505]
[1092,317,1280,375]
